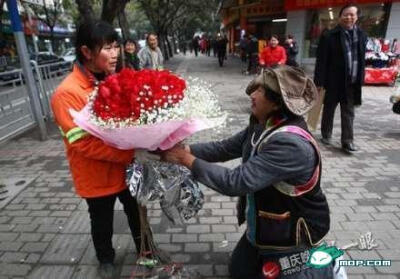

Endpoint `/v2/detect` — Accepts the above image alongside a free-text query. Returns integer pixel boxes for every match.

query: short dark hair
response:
[123,38,138,52]
[268,34,279,41]
[75,20,119,63]
[339,3,360,17]
[124,38,136,46]
[146,32,157,42]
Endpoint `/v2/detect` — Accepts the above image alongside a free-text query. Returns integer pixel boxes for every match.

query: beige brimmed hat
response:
[245,66,318,116]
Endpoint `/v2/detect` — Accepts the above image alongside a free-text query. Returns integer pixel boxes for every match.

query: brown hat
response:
[245,66,318,116]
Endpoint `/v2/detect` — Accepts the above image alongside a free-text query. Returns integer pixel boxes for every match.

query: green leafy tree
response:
[137,0,219,60]
[121,1,151,40]
[22,0,64,52]
[72,0,132,40]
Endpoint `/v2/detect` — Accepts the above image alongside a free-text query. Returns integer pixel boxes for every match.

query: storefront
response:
[285,0,400,73]
[1,11,73,56]
[219,0,287,54]
[36,21,74,54]
[0,12,15,49]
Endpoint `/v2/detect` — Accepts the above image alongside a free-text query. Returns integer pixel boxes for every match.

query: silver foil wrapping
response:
[126,161,204,224]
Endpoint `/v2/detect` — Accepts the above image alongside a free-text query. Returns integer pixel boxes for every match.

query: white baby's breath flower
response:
[87,77,227,128]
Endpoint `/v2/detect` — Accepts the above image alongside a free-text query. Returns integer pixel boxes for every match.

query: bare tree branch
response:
[24,0,64,52]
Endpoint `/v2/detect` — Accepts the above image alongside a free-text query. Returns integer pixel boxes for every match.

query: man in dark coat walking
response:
[314,4,367,153]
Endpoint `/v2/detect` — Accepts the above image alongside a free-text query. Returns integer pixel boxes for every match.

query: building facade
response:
[286,0,400,71]
[1,2,74,56]
[219,0,400,69]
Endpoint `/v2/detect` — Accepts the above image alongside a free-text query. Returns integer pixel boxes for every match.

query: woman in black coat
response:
[284,34,299,67]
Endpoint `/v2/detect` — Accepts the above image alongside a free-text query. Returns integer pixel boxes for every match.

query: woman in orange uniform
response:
[259,34,287,67]
[51,20,142,279]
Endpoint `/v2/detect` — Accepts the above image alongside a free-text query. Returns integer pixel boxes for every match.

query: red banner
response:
[285,0,396,11]
[364,67,398,85]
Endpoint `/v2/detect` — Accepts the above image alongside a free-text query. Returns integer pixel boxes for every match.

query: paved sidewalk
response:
[0,53,399,279]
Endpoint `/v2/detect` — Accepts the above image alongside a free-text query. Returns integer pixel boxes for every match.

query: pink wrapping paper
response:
[70,106,219,151]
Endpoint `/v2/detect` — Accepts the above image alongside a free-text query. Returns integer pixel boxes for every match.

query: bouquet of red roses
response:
[70,68,224,151]
[70,68,224,277]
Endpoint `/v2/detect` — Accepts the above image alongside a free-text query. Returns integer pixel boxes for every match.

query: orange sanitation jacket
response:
[51,65,134,198]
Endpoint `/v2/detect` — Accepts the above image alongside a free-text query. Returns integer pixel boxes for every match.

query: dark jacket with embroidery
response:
[190,117,330,249]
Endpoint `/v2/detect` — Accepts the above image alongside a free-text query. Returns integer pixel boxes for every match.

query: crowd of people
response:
[49,3,374,279]
[186,34,229,67]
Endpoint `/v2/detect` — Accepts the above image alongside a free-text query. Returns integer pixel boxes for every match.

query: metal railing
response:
[0,60,72,144]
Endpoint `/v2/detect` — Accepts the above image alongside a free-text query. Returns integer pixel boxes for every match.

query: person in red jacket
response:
[259,34,287,67]
[51,20,142,279]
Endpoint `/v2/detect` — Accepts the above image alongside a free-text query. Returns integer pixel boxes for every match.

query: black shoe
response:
[342,143,358,153]
[98,263,115,279]
[320,137,332,145]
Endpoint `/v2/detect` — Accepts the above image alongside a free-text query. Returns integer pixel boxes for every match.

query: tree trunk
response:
[75,0,95,23]
[49,26,55,53]
[172,35,178,54]
[118,7,130,40]
[158,34,169,61]
[166,36,173,58]
[101,0,129,24]
[0,0,5,42]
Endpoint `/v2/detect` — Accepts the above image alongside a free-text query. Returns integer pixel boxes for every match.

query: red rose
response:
[92,69,186,122]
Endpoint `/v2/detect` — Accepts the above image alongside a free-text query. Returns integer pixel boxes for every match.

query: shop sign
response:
[245,0,285,16]
[285,0,394,11]
[245,5,285,16]
[1,12,13,34]
[38,20,70,34]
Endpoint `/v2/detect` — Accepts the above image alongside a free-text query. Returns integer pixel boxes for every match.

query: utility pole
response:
[6,0,47,140]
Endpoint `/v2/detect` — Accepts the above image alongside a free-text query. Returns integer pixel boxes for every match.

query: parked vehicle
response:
[0,56,20,82]
[0,66,20,82]
[30,52,70,70]
[61,48,76,63]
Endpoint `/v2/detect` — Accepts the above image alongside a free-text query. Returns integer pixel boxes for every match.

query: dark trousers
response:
[247,53,257,73]
[229,234,260,278]
[86,188,141,264]
[218,51,226,66]
[321,86,355,145]
[229,234,334,279]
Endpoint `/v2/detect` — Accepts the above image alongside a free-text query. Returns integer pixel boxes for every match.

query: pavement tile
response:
[40,234,90,264]
[0,263,31,276]
[27,265,75,279]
